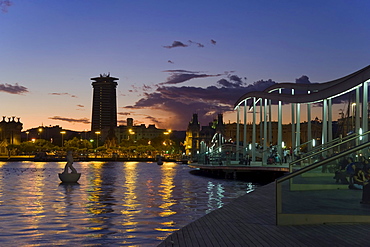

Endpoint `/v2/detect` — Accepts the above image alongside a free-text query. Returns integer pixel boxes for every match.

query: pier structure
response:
[160,66,370,245]
[233,65,370,165]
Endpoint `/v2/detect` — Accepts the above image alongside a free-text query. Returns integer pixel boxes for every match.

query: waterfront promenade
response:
[158,182,370,247]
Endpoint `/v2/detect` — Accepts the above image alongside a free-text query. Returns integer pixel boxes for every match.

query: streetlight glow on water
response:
[0,161,255,246]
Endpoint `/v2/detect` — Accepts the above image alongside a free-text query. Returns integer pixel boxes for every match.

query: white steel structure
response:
[234,65,370,163]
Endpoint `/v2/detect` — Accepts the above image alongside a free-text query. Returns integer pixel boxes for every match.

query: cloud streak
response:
[163,41,188,49]
[0,83,28,94]
[49,92,77,98]
[163,39,214,49]
[161,70,224,85]
[49,116,90,124]
[0,0,12,13]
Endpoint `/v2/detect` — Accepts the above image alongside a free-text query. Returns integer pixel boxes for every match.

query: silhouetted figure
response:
[63,150,77,174]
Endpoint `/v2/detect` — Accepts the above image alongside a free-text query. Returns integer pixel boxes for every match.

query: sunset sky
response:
[1,1,369,132]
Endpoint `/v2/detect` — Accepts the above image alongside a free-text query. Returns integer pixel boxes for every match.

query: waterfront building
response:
[91,73,118,135]
[0,116,23,155]
[184,114,200,157]
[185,113,225,159]
[116,118,167,143]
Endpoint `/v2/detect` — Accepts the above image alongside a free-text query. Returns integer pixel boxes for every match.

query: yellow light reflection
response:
[158,162,177,230]
[16,162,48,238]
[121,162,140,229]
[154,228,179,232]
[86,162,107,229]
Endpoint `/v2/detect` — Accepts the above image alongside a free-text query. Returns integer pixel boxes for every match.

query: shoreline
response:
[0,156,179,163]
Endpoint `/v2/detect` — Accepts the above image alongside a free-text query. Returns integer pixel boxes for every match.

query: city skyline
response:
[1,1,369,131]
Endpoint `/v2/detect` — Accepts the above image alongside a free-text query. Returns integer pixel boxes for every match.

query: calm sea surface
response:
[0,161,256,246]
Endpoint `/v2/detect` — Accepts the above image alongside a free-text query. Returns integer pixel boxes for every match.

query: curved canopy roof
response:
[234,65,370,108]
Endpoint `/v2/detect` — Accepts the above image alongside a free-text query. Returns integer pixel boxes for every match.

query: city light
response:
[38,128,43,139]
[95,131,101,148]
[60,131,66,147]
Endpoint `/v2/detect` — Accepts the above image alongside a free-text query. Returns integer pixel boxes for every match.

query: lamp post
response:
[26,131,29,141]
[60,131,66,147]
[95,131,101,148]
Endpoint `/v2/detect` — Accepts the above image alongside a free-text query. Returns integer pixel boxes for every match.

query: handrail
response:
[289,131,370,167]
[277,141,370,183]
[300,132,362,158]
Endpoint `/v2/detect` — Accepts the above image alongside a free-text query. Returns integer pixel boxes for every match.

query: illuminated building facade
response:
[0,116,23,155]
[185,113,225,159]
[116,118,167,142]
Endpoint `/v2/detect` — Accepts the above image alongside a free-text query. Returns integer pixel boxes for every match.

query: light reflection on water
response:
[0,161,256,246]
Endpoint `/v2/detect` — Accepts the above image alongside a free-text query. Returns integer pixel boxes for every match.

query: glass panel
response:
[278,140,370,224]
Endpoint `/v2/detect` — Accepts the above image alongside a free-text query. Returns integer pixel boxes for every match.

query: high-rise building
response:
[91,73,118,133]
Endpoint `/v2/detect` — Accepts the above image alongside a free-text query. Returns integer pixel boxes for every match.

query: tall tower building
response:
[91,73,118,133]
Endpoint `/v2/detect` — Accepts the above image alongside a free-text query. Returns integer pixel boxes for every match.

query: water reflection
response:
[206,181,225,214]
[122,161,140,237]
[157,162,178,232]
[0,161,255,246]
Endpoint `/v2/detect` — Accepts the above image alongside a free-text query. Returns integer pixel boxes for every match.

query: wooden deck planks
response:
[158,182,370,247]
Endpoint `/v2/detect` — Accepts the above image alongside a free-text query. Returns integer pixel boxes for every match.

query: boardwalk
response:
[158,182,370,247]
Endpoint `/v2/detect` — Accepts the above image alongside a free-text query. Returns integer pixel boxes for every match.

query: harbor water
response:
[0,161,256,246]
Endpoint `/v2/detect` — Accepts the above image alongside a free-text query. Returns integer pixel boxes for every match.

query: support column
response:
[278,90,283,159]
[260,101,263,146]
[236,106,240,162]
[307,101,312,151]
[322,99,327,145]
[243,100,247,158]
[356,87,361,134]
[263,98,268,165]
[296,103,301,149]
[328,98,332,143]
[291,89,295,152]
[363,81,369,143]
[252,97,256,162]
[269,99,272,146]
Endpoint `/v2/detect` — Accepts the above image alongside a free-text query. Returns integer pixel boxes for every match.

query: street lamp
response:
[38,128,43,139]
[26,131,29,141]
[60,131,66,147]
[95,131,101,148]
